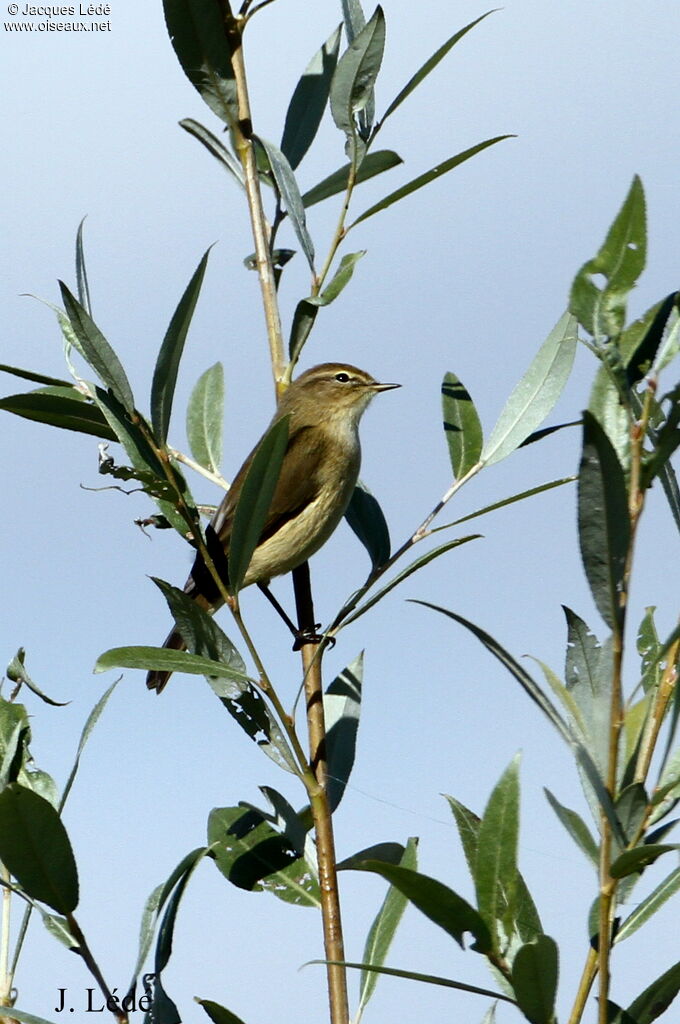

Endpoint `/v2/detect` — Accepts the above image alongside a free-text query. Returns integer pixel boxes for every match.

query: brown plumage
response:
[147,363,399,692]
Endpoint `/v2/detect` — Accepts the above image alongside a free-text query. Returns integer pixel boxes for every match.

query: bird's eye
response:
[334,372,351,383]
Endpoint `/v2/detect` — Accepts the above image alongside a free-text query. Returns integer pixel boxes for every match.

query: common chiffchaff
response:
[147,362,399,692]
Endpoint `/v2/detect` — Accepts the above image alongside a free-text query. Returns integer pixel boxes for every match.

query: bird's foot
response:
[292,625,336,651]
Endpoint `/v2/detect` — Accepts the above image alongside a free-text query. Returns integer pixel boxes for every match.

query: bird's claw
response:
[292,625,336,651]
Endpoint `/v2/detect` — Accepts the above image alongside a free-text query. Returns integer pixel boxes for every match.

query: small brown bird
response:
[147,362,399,691]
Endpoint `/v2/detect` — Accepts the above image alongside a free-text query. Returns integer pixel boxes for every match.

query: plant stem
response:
[0,865,11,1011]
[293,564,349,1024]
[225,8,286,388]
[567,946,598,1024]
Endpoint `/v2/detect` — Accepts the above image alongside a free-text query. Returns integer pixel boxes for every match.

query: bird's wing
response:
[211,422,323,547]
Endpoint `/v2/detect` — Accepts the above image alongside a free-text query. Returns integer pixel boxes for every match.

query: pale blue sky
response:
[3,2,680,1022]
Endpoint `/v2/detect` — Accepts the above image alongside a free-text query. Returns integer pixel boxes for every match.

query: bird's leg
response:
[257,582,300,635]
[291,562,330,650]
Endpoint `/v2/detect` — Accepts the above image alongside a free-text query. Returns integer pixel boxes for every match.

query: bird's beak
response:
[374,381,401,392]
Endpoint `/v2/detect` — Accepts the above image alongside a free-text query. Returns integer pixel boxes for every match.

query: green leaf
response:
[616,866,680,943]
[577,411,630,631]
[627,958,680,1024]
[301,149,402,208]
[350,136,512,227]
[126,847,207,994]
[415,602,572,744]
[186,362,225,474]
[434,477,576,534]
[481,312,577,466]
[569,175,646,339]
[544,789,599,868]
[626,291,679,386]
[563,607,613,776]
[75,217,92,315]
[0,363,71,387]
[356,838,418,1022]
[60,682,118,811]
[207,806,320,907]
[154,847,212,976]
[197,999,249,1024]
[381,10,496,124]
[39,910,78,950]
[151,247,212,444]
[6,647,69,707]
[256,136,315,271]
[208,677,299,775]
[0,387,117,441]
[343,536,480,628]
[317,961,512,1003]
[511,935,559,1024]
[610,844,677,879]
[94,646,251,684]
[228,416,289,594]
[59,281,134,413]
[0,784,78,914]
[289,252,366,362]
[475,754,520,949]
[344,480,391,570]
[324,654,363,812]
[446,795,542,943]
[280,25,342,169]
[330,6,385,159]
[350,861,492,953]
[163,0,238,126]
[441,371,483,478]
[152,578,246,678]
[0,699,29,789]
[179,118,245,188]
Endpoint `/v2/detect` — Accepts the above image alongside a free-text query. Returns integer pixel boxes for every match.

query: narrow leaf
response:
[434,477,575,533]
[151,247,212,444]
[344,481,390,570]
[74,218,92,315]
[289,252,365,362]
[163,0,238,126]
[0,387,117,441]
[627,958,680,1024]
[350,136,512,227]
[475,754,520,949]
[228,416,289,593]
[441,371,483,478]
[186,362,225,474]
[2,1010,62,1024]
[60,682,118,811]
[256,136,315,271]
[569,175,646,339]
[152,578,246,677]
[301,149,402,208]
[0,363,71,387]
[343,536,480,628]
[0,784,78,914]
[415,602,573,744]
[610,844,677,879]
[626,291,679,386]
[616,866,680,943]
[59,282,134,412]
[544,789,599,867]
[381,11,496,123]
[356,838,418,1021]
[319,962,513,1003]
[94,646,251,683]
[179,118,244,188]
[324,655,363,812]
[481,312,577,466]
[511,935,559,1024]
[330,6,385,156]
[351,861,491,952]
[197,1000,249,1024]
[578,411,630,631]
[281,26,342,169]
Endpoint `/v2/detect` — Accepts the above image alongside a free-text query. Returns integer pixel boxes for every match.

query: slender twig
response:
[293,564,349,1024]
[635,633,680,784]
[0,865,11,1009]
[167,447,229,491]
[224,6,286,387]
[567,947,598,1024]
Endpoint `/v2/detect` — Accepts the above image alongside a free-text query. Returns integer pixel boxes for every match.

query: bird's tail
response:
[146,628,186,694]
